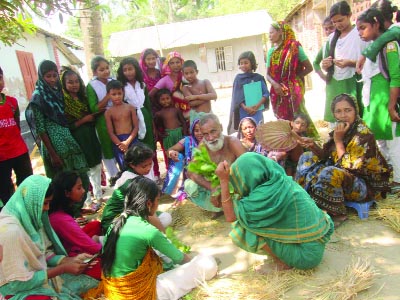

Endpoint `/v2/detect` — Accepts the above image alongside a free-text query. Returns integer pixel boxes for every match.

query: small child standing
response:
[105,80,139,170]
[182,60,218,122]
[285,113,310,177]
[155,89,188,151]
[86,56,119,184]
[0,66,33,207]
[228,51,269,134]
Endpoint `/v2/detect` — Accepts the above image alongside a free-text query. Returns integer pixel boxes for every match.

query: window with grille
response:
[206,46,233,72]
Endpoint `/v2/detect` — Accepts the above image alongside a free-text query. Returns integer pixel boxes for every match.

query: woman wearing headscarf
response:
[25,60,89,217]
[163,117,204,207]
[215,152,334,271]
[150,51,189,118]
[266,21,318,138]
[236,117,287,164]
[139,48,162,94]
[295,94,390,226]
[0,175,98,299]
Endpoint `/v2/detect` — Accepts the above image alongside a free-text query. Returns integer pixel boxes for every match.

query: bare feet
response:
[211,211,224,220]
[254,260,292,275]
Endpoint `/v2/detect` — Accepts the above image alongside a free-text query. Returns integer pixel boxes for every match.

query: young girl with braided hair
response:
[85,176,218,300]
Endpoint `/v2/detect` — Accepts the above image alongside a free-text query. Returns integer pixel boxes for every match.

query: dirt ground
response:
[29,76,400,299]
[166,80,400,299]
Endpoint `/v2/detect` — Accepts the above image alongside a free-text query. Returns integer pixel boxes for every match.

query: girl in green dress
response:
[61,67,104,209]
[86,56,119,184]
[321,1,366,125]
[357,7,400,193]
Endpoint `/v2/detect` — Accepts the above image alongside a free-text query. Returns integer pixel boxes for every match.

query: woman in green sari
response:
[0,175,98,299]
[215,152,334,270]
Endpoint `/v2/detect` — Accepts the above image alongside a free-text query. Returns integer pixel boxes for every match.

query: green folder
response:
[243,81,264,111]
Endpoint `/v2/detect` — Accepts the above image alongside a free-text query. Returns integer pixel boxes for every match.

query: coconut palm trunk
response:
[79,0,104,78]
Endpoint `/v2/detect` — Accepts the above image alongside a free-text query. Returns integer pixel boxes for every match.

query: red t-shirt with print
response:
[0,94,28,161]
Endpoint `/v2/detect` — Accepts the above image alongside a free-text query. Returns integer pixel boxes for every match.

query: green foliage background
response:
[64,0,301,50]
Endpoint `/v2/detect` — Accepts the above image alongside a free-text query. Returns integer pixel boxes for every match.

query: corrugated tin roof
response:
[109,10,273,57]
[36,28,83,49]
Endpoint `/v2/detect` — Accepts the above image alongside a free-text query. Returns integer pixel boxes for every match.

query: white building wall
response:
[160,35,267,88]
[1,32,84,111]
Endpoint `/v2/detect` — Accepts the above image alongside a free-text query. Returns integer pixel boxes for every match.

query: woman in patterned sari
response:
[295,94,390,226]
[266,21,318,138]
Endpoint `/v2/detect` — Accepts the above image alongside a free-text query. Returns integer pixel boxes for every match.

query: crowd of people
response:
[0,0,399,298]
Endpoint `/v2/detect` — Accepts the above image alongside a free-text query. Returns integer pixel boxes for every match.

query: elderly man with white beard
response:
[184,113,246,219]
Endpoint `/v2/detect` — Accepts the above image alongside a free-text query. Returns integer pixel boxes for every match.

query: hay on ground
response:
[368,196,400,233]
[186,269,302,300]
[307,259,377,300]
[169,201,225,236]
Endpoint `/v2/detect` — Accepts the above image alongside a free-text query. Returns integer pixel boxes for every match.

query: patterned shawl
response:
[27,60,66,125]
[229,152,332,244]
[268,21,304,121]
[61,69,90,123]
[25,60,66,147]
[139,49,162,92]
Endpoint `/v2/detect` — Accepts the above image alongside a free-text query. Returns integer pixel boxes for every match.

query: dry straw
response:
[307,259,377,300]
[187,269,300,300]
[169,201,225,236]
[368,195,400,233]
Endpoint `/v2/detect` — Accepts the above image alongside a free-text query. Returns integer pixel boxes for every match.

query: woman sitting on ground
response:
[237,117,287,165]
[295,93,390,226]
[163,117,204,207]
[215,152,334,271]
[49,171,103,280]
[0,175,98,299]
[84,176,217,300]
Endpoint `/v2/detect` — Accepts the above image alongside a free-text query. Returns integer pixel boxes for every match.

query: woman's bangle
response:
[221,196,232,203]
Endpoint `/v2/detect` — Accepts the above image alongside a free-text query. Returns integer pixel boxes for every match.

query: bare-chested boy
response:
[182,60,217,122]
[105,80,139,169]
[154,88,189,151]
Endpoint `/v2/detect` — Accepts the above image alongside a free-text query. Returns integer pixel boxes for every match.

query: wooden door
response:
[16,51,37,100]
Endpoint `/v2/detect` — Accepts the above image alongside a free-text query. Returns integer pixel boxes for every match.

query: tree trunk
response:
[79,0,104,79]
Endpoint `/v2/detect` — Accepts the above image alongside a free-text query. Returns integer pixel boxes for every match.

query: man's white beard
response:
[204,133,224,152]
